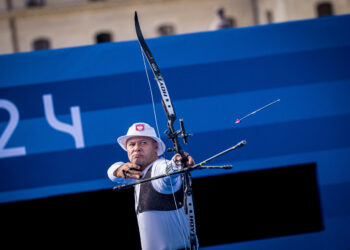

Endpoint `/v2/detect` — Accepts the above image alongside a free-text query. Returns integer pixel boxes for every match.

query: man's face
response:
[126,136,158,169]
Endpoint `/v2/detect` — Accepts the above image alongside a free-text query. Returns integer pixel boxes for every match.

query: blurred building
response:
[0,0,349,55]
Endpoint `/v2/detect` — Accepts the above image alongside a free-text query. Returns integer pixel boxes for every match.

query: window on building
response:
[95,32,113,43]
[157,24,176,36]
[266,10,274,24]
[26,0,45,8]
[316,2,334,17]
[32,38,50,51]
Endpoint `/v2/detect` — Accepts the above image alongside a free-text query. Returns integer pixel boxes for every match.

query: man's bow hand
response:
[173,152,195,167]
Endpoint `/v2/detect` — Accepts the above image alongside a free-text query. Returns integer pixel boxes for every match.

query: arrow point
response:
[235,119,240,124]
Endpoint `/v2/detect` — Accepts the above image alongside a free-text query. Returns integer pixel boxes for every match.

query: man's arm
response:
[152,153,195,194]
[107,162,125,182]
[107,162,143,182]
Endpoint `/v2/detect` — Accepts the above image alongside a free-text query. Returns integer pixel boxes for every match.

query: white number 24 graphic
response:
[0,94,84,159]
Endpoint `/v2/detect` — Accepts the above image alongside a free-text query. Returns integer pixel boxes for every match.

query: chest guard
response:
[137,165,184,214]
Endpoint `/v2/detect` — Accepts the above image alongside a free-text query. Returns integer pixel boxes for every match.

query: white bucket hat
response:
[117,122,166,156]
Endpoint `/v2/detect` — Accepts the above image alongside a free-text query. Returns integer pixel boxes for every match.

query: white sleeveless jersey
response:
[107,158,193,250]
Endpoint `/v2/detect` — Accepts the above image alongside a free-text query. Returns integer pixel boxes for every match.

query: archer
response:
[107,122,198,250]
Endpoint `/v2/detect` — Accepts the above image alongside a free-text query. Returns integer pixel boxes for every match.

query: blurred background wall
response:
[1,0,350,54]
[1,1,350,249]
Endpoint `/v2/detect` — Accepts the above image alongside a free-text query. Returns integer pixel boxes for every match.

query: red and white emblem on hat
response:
[135,123,145,131]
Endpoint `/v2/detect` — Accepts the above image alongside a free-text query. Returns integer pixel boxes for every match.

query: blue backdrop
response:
[1,14,350,249]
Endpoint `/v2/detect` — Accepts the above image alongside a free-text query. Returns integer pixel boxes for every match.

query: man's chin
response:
[132,159,146,167]
[131,155,157,169]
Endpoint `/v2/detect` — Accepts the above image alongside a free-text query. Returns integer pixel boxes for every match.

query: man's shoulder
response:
[152,157,167,167]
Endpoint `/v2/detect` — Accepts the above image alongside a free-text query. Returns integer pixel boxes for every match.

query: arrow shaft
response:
[238,99,280,122]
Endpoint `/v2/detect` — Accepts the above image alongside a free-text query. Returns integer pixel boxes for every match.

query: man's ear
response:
[153,140,159,153]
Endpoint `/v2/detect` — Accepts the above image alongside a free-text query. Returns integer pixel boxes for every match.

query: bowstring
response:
[140,47,161,137]
[140,49,188,249]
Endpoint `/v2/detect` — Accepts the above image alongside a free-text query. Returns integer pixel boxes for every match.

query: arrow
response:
[235,99,280,124]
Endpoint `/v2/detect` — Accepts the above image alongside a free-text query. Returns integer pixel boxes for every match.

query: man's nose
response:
[134,143,141,151]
